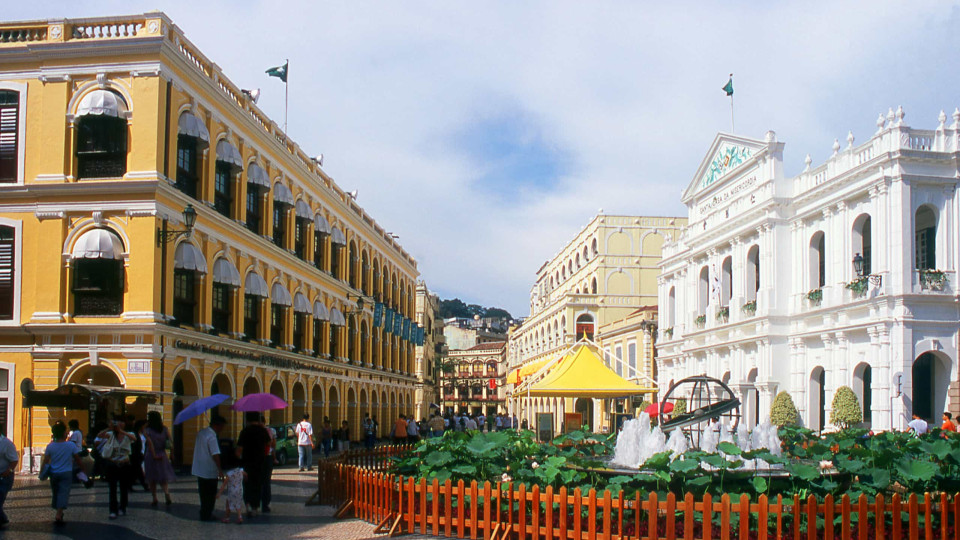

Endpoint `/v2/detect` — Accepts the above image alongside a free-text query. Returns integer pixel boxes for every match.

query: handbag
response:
[38,463,50,481]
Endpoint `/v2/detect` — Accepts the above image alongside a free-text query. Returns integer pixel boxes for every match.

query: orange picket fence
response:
[311,447,960,540]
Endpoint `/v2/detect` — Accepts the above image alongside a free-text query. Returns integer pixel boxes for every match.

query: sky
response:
[9,2,960,316]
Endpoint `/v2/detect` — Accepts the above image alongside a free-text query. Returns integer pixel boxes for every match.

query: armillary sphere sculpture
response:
[657,375,741,446]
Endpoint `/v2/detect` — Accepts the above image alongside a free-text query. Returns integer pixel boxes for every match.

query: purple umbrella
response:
[173,394,230,425]
[231,392,288,412]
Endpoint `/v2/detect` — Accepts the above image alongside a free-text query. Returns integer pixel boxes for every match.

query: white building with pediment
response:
[657,108,960,432]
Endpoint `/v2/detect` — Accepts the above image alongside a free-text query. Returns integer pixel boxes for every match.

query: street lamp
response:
[157,204,197,246]
[852,253,882,286]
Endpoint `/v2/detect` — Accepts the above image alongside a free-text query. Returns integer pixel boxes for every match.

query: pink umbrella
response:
[231,392,287,412]
[644,402,675,416]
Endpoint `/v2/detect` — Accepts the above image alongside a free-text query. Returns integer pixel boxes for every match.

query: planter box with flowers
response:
[844,276,869,298]
[741,300,757,316]
[716,306,729,323]
[694,314,706,329]
[806,288,822,306]
[919,269,947,291]
[662,327,673,339]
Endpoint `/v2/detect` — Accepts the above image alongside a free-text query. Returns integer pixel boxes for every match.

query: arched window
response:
[312,301,328,358]
[746,245,760,302]
[591,238,598,257]
[173,242,207,327]
[698,265,709,315]
[810,366,826,432]
[71,228,125,316]
[809,232,825,289]
[176,111,210,200]
[348,241,358,289]
[243,272,267,341]
[575,254,580,269]
[853,363,872,425]
[294,200,311,260]
[293,292,310,353]
[330,228,346,281]
[0,89,22,183]
[75,90,128,179]
[361,251,370,294]
[211,258,239,335]
[915,206,937,271]
[0,226,14,319]
[667,286,676,328]
[314,213,331,272]
[372,260,381,301]
[270,283,291,348]
[591,277,598,294]
[244,161,268,234]
[272,183,294,249]
[721,256,732,307]
[852,214,872,276]
[575,314,594,341]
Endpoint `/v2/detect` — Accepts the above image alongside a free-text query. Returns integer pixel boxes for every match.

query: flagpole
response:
[284,58,289,136]
[730,93,735,133]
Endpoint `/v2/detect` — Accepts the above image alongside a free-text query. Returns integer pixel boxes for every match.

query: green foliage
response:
[388,417,960,503]
[741,300,757,315]
[845,277,869,297]
[673,398,687,416]
[438,298,513,320]
[806,288,823,304]
[830,386,862,430]
[770,391,800,427]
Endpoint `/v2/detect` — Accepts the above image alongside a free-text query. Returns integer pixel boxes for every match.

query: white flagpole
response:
[730,93,735,133]
[284,59,289,135]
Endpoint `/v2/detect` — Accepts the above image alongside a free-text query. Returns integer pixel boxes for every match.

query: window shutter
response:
[0,230,13,319]
[0,94,18,183]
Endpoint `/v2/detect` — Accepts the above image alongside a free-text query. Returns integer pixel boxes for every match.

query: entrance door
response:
[574,398,593,431]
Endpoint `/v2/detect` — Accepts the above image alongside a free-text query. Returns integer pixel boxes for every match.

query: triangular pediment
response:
[682,133,768,203]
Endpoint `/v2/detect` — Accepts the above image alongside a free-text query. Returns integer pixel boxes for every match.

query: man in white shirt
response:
[464,415,478,431]
[295,414,314,472]
[908,412,929,435]
[477,414,485,432]
[0,426,18,528]
[192,415,225,522]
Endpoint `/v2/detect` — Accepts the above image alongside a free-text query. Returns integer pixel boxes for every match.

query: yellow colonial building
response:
[0,13,421,467]
[506,214,684,433]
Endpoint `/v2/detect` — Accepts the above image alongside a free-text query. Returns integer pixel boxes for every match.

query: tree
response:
[830,385,862,430]
[770,391,800,427]
[484,307,513,320]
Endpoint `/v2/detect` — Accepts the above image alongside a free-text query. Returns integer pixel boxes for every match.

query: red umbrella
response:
[644,402,674,416]
[231,392,287,412]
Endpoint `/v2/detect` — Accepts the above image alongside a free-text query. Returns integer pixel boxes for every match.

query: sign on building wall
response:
[374,303,384,328]
[384,308,394,333]
[127,360,150,374]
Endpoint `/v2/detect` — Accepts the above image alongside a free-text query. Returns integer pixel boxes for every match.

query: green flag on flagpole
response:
[722,74,733,96]
[266,61,288,83]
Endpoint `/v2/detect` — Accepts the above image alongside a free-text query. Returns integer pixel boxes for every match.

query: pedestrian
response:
[908,412,929,435]
[428,412,444,437]
[394,414,407,445]
[495,413,503,432]
[477,413,486,432]
[320,418,333,458]
[465,415,478,431]
[144,411,176,507]
[129,419,149,491]
[236,413,269,517]
[406,416,420,443]
[42,421,82,525]
[216,452,246,524]
[67,419,84,453]
[192,415,226,522]
[98,416,135,519]
[295,414,314,472]
[942,412,957,434]
[0,424,19,528]
[363,414,375,449]
[513,415,519,431]
[339,420,350,452]
[261,415,276,513]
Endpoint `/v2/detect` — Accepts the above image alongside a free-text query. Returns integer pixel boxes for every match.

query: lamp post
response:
[852,253,882,286]
[156,204,198,404]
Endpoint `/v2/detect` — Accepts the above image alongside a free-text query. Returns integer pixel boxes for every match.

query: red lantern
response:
[488,378,496,390]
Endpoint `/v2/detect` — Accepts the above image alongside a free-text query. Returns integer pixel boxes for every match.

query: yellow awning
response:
[511,357,553,385]
[523,344,655,398]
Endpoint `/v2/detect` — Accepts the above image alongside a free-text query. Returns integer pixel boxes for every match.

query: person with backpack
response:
[295,414,314,472]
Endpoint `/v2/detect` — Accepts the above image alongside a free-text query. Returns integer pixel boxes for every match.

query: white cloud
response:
[8,1,960,315]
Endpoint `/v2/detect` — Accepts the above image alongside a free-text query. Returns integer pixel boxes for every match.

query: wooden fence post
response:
[648,491,658,540]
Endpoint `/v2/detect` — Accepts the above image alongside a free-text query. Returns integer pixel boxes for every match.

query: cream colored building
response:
[414,282,443,419]
[506,214,684,433]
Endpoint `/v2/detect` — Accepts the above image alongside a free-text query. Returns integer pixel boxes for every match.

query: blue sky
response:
[7,2,960,316]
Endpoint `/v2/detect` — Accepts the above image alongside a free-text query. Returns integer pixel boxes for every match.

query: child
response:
[216,453,246,524]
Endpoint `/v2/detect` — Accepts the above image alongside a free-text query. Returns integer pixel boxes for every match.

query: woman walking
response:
[42,421,81,525]
[143,411,176,506]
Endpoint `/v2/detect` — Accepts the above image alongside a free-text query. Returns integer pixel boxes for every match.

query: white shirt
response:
[191,427,221,479]
[68,430,84,452]
[909,418,929,435]
[406,419,419,436]
[296,421,314,446]
[465,417,478,430]
[266,426,277,455]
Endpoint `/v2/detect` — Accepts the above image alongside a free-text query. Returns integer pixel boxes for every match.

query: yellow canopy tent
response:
[519,344,656,398]
[511,357,552,386]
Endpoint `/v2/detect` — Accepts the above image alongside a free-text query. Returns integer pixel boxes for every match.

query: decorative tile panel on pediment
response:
[683,133,771,204]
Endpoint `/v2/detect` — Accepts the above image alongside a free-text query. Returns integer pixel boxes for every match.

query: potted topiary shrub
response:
[830,385,862,430]
[770,391,800,427]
